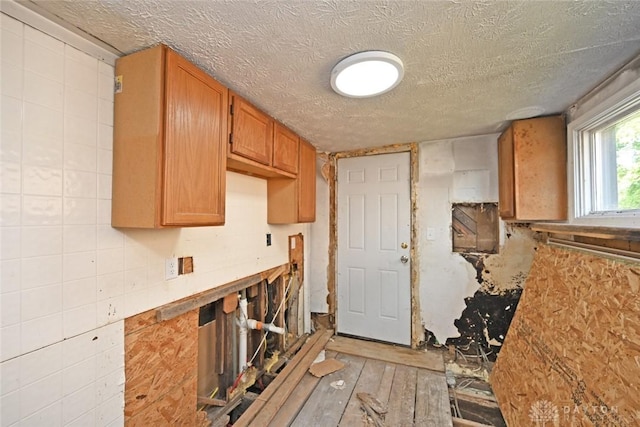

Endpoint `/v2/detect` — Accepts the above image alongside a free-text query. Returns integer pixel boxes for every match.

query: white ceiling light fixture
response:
[331,51,404,98]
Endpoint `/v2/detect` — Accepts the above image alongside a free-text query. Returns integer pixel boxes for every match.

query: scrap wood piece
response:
[222,293,237,314]
[360,400,385,427]
[452,417,494,427]
[309,357,345,378]
[356,392,388,414]
[197,396,226,407]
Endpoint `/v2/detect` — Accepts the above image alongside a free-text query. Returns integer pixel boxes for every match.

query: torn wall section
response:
[449,224,539,353]
[418,136,537,350]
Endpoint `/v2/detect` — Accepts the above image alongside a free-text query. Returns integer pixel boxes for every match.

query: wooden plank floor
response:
[270,336,452,427]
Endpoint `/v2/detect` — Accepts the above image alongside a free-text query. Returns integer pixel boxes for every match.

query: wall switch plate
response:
[165,257,179,280]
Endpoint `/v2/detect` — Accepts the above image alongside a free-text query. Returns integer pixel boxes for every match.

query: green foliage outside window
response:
[615,110,640,210]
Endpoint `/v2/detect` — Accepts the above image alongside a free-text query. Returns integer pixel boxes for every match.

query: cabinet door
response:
[498,128,515,219]
[163,50,227,225]
[267,139,316,224]
[230,95,273,165]
[297,139,316,222]
[273,123,299,174]
[512,116,567,220]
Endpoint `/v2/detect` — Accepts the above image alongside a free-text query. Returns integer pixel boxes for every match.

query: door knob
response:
[400,255,409,264]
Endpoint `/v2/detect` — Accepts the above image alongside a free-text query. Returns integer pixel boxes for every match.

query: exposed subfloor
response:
[228,332,505,426]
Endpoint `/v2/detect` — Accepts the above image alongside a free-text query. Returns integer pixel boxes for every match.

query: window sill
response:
[531,222,640,241]
[531,222,640,261]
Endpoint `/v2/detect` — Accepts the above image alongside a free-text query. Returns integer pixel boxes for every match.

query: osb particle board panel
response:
[491,244,640,426]
[125,308,209,426]
[126,379,210,427]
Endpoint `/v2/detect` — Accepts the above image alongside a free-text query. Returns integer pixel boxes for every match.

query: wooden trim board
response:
[156,263,289,321]
[531,222,640,241]
[326,335,445,372]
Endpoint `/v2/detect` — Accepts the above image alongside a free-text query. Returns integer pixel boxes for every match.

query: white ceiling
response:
[26,0,640,152]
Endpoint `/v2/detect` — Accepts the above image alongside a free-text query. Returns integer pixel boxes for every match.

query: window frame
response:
[568,79,640,228]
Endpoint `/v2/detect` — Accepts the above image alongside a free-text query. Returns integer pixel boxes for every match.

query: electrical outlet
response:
[165,257,179,280]
[266,233,272,246]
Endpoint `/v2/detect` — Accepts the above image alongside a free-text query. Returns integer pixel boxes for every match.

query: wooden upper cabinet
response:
[229,94,273,165]
[273,122,299,175]
[112,45,227,228]
[227,92,298,179]
[497,115,567,221]
[267,139,316,224]
[498,127,515,219]
[297,139,316,222]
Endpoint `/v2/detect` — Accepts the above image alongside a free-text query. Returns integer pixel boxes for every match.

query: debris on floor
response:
[441,341,506,426]
[309,358,345,377]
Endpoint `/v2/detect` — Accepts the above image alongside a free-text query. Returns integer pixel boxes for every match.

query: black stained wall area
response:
[449,288,522,356]
[426,287,522,361]
[425,224,538,358]
[426,243,532,359]
[450,254,524,359]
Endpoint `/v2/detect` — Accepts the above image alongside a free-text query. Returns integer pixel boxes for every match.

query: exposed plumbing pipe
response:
[238,290,284,371]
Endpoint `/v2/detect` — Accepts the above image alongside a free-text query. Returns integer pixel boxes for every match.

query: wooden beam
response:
[267,350,338,427]
[452,417,494,427]
[233,329,333,427]
[156,263,288,321]
[266,264,289,284]
[416,370,452,426]
[326,335,445,372]
[292,353,366,426]
[268,333,309,374]
[196,397,226,407]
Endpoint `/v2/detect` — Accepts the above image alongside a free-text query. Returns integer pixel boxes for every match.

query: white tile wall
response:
[1,9,308,426]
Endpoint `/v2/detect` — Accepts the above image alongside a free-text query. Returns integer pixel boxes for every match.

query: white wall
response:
[309,156,329,313]
[417,135,501,342]
[0,11,306,426]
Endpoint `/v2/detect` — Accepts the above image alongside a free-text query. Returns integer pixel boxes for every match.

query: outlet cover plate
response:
[165,257,179,280]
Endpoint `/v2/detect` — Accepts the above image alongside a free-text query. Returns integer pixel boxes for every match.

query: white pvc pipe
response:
[246,319,285,334]
[238,294,248,371]
[238,292,286,371]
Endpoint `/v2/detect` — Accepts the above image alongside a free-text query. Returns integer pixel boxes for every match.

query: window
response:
[571,87,640,224]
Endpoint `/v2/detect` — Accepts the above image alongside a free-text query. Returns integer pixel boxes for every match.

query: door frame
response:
[328,143,421,348]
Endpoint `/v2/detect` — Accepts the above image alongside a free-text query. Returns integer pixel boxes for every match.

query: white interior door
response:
[337,152,411,345]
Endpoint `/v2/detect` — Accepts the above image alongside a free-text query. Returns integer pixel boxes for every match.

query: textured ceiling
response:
[27,0,640,152]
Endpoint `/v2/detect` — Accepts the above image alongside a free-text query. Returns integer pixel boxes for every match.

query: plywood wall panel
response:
[125,308,209,426]
[127,379,209,427]
[491,244,640,426]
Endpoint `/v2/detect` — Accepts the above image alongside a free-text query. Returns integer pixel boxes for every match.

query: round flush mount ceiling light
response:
[331,51,404,98]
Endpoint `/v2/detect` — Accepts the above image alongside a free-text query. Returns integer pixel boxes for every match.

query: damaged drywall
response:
[418,135,538,349]
[449,224,539,352]
[309,153,330,313]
